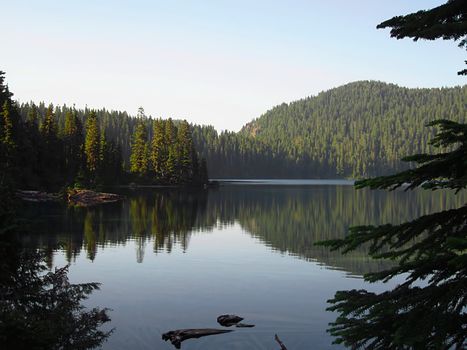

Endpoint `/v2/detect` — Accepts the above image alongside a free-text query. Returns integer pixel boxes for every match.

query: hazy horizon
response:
[2,0,465,131]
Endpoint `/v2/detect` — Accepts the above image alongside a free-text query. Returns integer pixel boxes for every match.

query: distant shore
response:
[16,179,356,206]
[212,179,355,186]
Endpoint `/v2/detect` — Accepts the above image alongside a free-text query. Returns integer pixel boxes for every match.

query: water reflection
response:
[0,234,112,349]
[21,185,465,276]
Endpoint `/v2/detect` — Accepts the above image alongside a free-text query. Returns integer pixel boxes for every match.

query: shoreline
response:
[17,189,123,207]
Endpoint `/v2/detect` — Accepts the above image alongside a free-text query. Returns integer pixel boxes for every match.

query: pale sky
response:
[1,0,465,131]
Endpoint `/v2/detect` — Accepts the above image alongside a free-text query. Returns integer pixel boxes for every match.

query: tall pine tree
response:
[177,120,194,183]
[130,122,149,179]
[84,111,100,184]
[63,110,84,184]
[164,119,178,183]
[150,119,167,182]
[39,104,62,189]
[22,104,41,188]
[0,100,19,188]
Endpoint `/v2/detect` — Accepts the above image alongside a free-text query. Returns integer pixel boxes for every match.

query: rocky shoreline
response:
[17,189,123,207]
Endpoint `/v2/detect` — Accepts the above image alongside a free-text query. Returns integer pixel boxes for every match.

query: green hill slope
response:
[235,81,466,178]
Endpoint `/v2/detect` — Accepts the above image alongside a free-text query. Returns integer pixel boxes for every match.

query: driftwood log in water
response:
[162,328,233,349]
[67,189,122,207]
[217,314,255,328]
[274,334,288,350]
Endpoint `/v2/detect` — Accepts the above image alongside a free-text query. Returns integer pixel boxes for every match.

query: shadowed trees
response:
[63,110,84,183]
[0,251,112,349]
[0,71,208,190]
[318,122,467,348]
[0,162,112,349]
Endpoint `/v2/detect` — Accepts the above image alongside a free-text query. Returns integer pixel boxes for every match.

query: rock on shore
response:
[67,189,122,207]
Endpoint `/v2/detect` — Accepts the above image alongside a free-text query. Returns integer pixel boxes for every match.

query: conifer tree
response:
[150,119,167,182]
[199,158,208,184]
[63,110,84,183]
[84,111,100,181]
[99,130,107,166]
[1,101,15,149]
[177,120,194,183]
[112,143,123,181]
[191,145,200,183]
[0,100,18,188]
[97,130,122,185]
[130,122,149,178]
[22,104,41,188]
[0,71,12,108]
[164,119,178,183]
[377,0,467,75]
[98,130,107,183]
[39,104,62,188]
[26,104,38,128]
[41,105,58,140]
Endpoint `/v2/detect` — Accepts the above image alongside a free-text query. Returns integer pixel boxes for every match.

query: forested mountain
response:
[12,79,467,180]
[239,81,466,178]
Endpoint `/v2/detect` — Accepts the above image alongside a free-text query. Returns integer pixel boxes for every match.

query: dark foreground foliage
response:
[0,182,112,348]
[0,251,112,350]
[318,2,467,348]
[317,120,467,349]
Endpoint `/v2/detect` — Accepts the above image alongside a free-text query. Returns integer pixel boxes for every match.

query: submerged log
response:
[217,314,255,327]
[162,328,233,349]
[274,334,288,350]
[67,189,122,207]
[235,323,255,328]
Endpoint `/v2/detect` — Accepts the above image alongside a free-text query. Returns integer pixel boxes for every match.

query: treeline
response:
[9,75,467,180]
[192,125,296,178]
[0,71,207,191]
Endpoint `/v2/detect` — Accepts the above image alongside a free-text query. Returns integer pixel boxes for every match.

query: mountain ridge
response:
[219,80,466,178]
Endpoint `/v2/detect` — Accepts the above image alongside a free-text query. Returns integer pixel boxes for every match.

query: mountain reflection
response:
[21,185,465,275]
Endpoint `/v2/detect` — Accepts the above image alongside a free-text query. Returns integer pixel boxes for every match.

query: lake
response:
[20,181,465,349]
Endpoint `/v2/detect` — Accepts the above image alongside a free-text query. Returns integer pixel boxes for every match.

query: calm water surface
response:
[21,181,465,349]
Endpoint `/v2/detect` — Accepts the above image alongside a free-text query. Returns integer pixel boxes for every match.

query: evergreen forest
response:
[1,71,208,191]
[239,81,466,178]
[4,72,466,186]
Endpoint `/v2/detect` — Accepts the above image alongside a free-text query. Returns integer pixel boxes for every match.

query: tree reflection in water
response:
[16,185,467,348]
[21,186,466,276]
[1,201,112,349]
